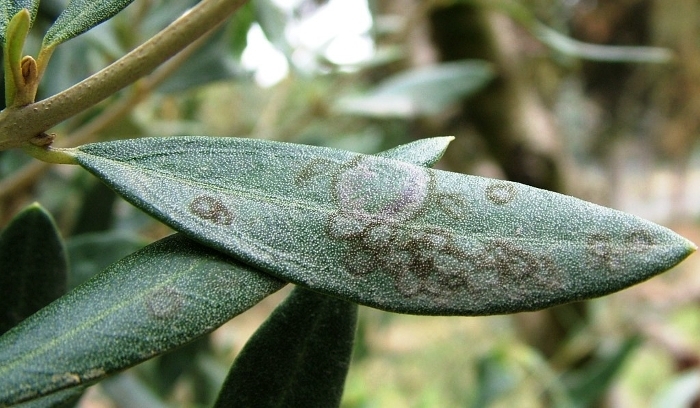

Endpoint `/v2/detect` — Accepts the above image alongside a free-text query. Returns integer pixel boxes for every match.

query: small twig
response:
[0,24,220,200]
[0,0,249,150]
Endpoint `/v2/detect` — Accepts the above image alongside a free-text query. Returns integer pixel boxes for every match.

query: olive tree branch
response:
[0,0,249,151]
[0,22,222,200]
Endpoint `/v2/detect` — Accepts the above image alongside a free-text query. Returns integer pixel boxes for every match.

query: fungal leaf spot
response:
[189,195,234,225]
[486,181,517,205]
[433,192,469,219]
[295,158,334,186]
[147,287,185,319]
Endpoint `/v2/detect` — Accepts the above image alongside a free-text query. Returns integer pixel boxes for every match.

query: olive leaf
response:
[42,0,136,49]
[73,136,696,316]
[0,1,38,45]
[0,202,67,335]
[0,137,451,406]
[0,233,286,406]
[214,287,357,407]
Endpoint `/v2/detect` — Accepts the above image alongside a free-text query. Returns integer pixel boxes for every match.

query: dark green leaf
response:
[0,1,39,45]
[42,0,136,48]
[0,234,285,406]
[214,287,357,408]
[0,203,67,335]
[66,231,147,289]
[13,387,85,408]
[335,60,494,117]
[73,136,696,316]
[564,336,641,407]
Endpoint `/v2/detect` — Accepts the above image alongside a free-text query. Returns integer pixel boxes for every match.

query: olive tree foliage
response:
[0,0,694,406]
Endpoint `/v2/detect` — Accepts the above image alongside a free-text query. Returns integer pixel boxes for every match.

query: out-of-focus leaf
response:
[335,60,494,118]
[66,231,147,289]
[42,0,136,48]
[228,2,254,60]
[564,336,641,407]
[0,0,39,45]
[156,27,239,94]
[481,0,673,63]
[101,373,171,408]
[651,368,700,408]
[214,287,357,408]
[71,179,118,235]
[0,203,67,335]
[0,234,285,406]
[253,0,288,53]
[470,350,518,408]
[72,136,695,315]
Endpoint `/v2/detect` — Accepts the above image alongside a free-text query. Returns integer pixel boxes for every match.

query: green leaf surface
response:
[13,387,85,408]
[564,336,641,408]
[0,137,450,406]
[66,231,147,290]
[0,1,38,45]
[335,60,494,117]
[73,136,696,316]
[0,234,285,406]
[214,287,357,408]
[0,203,67,335]
[42,0,136,48]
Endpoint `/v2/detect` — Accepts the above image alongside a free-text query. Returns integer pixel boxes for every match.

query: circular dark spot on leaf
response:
[486,182,517,205]
[189,195,234,225]
[147,288,185,319]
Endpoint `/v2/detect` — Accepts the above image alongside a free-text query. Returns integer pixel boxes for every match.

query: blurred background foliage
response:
[1,0,700,406]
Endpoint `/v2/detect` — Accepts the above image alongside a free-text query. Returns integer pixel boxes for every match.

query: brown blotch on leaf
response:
[294,159,333,186]
[486,181,517,205]
[586,233,621,271]
[626,229,656,252]
[189,195,234,225]
[147,287,185,319]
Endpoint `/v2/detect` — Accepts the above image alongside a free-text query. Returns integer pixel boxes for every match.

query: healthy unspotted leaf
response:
[42,0,136,48]
[0,1,38,45]
[214,287,357,407]
[335,60,494,117]
[0,202,67,335]
[73,136,696,316]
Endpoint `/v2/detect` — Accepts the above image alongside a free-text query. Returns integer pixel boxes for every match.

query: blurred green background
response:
[2,0,700,406]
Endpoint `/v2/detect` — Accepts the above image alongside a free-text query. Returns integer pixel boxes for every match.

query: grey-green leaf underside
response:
[0,234,285,405]
[42,0,136,48]
[0,1,38,45]
[74,136,696,316]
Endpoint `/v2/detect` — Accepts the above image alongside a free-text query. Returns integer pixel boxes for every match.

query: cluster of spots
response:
[336,221,561,298]
[188,195,234,225]
[586,229,657,271]
[146,287,185,319]
[486,181,517,205]
[315,156,558,299]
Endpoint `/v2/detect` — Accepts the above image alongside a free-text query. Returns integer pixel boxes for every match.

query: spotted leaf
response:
[73,136,696,315]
